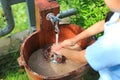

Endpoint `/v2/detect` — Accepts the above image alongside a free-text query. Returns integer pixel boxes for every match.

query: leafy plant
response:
[58,0,109,29]
[11,3,29,34]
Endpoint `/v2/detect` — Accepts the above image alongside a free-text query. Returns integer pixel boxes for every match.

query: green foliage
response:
[2,70,28,80]
[58,0,109,28]
[0,4,7,30]
[0,50,29,80]
[11,3,28,34]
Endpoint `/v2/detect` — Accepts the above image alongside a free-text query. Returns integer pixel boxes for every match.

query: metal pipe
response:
[0,0,15,37]
[26,0,36,32]
[58,8,77,18]
[9,0,25,5]
[0,0,36,37]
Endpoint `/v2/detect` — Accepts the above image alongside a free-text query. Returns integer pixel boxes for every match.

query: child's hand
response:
[51,39,76,53]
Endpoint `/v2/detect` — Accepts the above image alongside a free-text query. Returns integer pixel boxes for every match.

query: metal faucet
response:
[46,13,60,33]
[46,8,77,33]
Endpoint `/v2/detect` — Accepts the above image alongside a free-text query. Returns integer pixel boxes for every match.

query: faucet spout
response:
[54,21,59,33]
[46,13,60,33]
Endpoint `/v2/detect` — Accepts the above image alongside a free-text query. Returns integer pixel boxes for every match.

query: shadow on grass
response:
[0,51,29,80]
[82,68,99,80]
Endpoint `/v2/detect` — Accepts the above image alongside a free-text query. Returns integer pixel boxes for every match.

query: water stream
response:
[51,32,61,64]
[55,33,59,46]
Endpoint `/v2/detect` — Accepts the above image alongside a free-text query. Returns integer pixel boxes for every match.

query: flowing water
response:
[51,32,63,64]
[55,33,59,46]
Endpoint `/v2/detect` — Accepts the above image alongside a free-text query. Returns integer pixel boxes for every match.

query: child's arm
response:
[71,20,105,44]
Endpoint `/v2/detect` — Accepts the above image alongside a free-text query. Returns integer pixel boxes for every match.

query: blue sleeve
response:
[85,37,120,71]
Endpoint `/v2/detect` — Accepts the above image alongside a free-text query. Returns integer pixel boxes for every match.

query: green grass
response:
[0,50,29,80]
[0,0,109,80]
[1,70,28,80]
